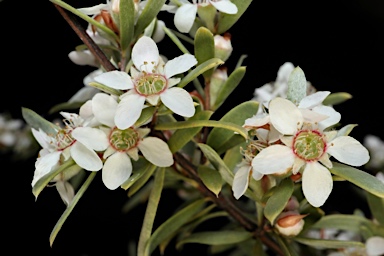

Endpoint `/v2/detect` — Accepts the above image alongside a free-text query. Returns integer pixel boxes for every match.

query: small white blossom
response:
[94,36,197,130]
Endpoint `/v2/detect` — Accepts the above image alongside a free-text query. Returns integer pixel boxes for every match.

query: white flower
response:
[31,112,109,187]
[252,97,369,207]
[94,36,197,130]
[90,92,174,190]
[327,236,384,256]
[171,0,238,33]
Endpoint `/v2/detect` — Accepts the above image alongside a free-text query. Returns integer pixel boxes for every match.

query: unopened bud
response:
[275,211,307,236]
[210,67,228,109]
[214,33,233,62]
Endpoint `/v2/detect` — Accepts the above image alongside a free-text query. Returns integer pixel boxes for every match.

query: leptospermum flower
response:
[94,36,197,130]
[252,97,370,207]
[170,0,238,33]
[31,112,109,187]
[90,92,174,190]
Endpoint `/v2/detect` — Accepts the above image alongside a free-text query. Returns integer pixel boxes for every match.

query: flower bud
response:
[214,33,233,62]
[275,211,307,237]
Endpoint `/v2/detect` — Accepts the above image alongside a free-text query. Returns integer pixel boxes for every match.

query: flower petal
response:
[94,70,134,90]
[92,93,118,127]
[174,3,197,33]
[210,0,238,14]
[132,36,159,72]
[72,127,109,151]
[32,151,61,187]
[366,236,384,256]
[138,137,174,167]
[102,152,132,190]
[70,142,103,171]
[164,54,197,78]
[115,93,146,129]
[269,97,303,135]
[298,91,331,109]
[327,136,370,166]
[313,105,341,130]
[232,163,251,199]
[252,145,295,175]
[160,87,195,117]
[302,162,333,207]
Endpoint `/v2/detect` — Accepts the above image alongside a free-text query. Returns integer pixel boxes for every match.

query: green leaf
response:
[311,214,374,233]
[330,162,384,198]
[134,0,167,39]
[323,92,352,106]
[134,106,156,127]
[119,0,135,53]
[223,141,246,171]
[167,110,213,153]
[216,134,245,155]
[127,161,157,197]
[88,81,123,96]
[177,58,224,88]
[294,237,365,249]
[155,120,249,141]
[162,25,191,54]
[176,230,252,249]
[287,66,307,105]
[366,191,384,225]
[50,171,97,246]
[137,168,165,256]
[32,160,76,199]
[197,166,222,197]
[194,27,215,79]
[144,198,206,255]
[213,66,246,111]
[264,178,294,224]
[48,101,84,115]
[337,124,357,136]
[217,0,253,34]
[121,157,156,190]
[207,101,259,151]
[22,107,59,135]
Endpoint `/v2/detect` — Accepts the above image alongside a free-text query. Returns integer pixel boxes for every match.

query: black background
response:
[1,0,384,255]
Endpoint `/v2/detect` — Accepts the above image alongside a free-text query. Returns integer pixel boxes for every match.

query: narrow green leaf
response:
[311,214,374,233]
[194,27,215,79]
[216,134,245,155]
[294,237,365,249]
[337,124,357,136]
[264,178,294,224]
[144,198,206,255]
[223,141,246,171]
[155,120,249,141]
[366,191,384,225]
[50,171,97,246]
[134,0,167,39]
[22,107,59,135]
[330,162,384,198]
[50,0,118,42]
[163,25,190,54]
[137,168,165,256]
[177,58,224,88]
[197,166,222,197]
[127,161,157,197]
[213,66,246,111]
[168,110,213,153]
[88,81,123,96]
[32,160,76,199]
[287,66,307,105]
[121,157,156,190]
[48,101,84,115]
[207,101,259,151]
[121,180,153,213]
[176,230,252,249]
[134,106,156,127]
[217,0,253,34]
[119,0,135,52]
[323,92,352,106]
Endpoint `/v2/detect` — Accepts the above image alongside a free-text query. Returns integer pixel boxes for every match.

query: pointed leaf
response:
[294,237,365,249]
[48,101,84,115]
[176,230,252,249]
[197,166,222,197]
[135,106,156,127]
[177,58,224,88]
[168,110,213,153]
[134,0,167,39]
[119,0,135,52]
[155,120,249,141]
[217,0,253,34]
[121,157,156,190]
[137,168,165,256]
[264,178,294,224]
[323,92,352,106]
[330,162,384,198]
[144,198,206,255]
[366,192,384,225]
[50,171,97,246]
[287,66,307,105]
[22,107,59,135]
[207,101,258,151]
[213,66,246,111]
[88,81,123,96]
[194,27,215,79]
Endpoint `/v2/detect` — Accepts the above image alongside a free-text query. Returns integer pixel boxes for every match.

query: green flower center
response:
[135,73,167,96]
[293,130,325,161]
[110,127,139,151]
[56,129,75,151]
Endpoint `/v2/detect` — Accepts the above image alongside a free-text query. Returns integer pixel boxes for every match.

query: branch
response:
[53,4,117,72]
